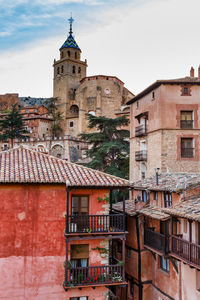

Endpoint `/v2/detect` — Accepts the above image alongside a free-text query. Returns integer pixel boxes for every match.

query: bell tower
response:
[53,16,87,134]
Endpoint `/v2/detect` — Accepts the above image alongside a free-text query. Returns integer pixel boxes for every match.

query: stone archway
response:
[51,144,64,159]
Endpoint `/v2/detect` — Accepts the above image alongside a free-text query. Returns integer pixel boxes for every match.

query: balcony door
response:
[71,196,89,232]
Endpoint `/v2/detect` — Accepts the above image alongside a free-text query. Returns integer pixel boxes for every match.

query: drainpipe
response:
[136,216,143,300]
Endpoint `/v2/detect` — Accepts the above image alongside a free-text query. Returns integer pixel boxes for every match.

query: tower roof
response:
[60,15,81,51]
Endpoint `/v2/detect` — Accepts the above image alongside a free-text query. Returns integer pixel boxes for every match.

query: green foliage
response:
[97,194,109,203]
[0,104,28,147]
[92,246,109,255]
[79,114,130,179]
[44,97,63,137]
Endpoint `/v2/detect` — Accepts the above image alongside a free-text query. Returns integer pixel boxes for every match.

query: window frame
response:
[160,256,169,273]
[164,192,172,208]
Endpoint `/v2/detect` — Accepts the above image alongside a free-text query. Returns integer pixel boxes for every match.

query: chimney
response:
[190,66,194,78]
[198,65,200,79]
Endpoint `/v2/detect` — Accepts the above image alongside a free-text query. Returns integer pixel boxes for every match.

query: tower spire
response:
[68,13,74,35]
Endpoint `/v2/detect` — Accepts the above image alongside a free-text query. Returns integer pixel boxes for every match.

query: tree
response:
[0,104,28,148]
[44,97,63,137]
[79,114,130,179]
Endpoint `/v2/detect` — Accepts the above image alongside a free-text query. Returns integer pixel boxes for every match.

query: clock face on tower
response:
[104,88,110,95]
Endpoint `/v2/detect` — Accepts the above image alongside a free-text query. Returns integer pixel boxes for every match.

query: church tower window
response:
[72,66,76,74]
[75,52,77,59]
[57,67,60,74]
[61,65,64,73]
[67,50,71,57]
[78,67,81,74]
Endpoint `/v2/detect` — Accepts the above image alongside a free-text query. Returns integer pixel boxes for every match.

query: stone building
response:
[128,66,200,182]
[114,172,200,300]
[53,17,133,136]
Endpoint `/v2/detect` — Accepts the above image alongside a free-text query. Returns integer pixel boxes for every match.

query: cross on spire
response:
[68,13,74,35]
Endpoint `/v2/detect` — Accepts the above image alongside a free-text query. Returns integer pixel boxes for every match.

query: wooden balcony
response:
[64,264,125,289]
[66,214,125,235]
[135,124,147,137]
[180,120,193,129]
[135,150,147,161]
[144,228,169,254]
[171,235,200,269]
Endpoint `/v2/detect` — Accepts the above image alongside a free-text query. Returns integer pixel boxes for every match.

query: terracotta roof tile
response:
[0,146,130,187]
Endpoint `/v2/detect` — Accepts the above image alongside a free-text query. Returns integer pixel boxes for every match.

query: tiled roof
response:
[0,146,129,187]
[60,34,80,50]
[113,201,170,220]
[113,200,136,216]
[162,196,200,221]
[133,172,200,192]
[127,77,200,105]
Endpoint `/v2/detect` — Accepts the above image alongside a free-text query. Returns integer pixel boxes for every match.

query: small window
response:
[126,248,131,259]
[136,101,139,108]
[142,191,149,203]
[106,77,109,80]
[181,138,194,158]
[160,256,169,272]
[183,219,187,233]
[180,111,193,129]
[70,297,88,300]
[57,67,60,74]
[75,52,77,59]
[68,50,70,57]
[164,192,172,207]
[72,66,76,74]
[183,87,189,95]
[78,67,81,74]
[154,191,158,200]
[61,65,64,73]
[70,121,74,128]
[152,91,155,99]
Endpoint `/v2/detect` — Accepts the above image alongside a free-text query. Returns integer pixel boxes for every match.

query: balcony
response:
[64,265,125,289]
[66,214,125,235]
[135,150,147,161]
[180,120,193,129]
[171,235,200,269]
[135,124,147,137]
[144,228,169,254]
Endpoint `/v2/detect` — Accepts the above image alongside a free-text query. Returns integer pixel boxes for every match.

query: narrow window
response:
[160,256,169,272]
[142,191,149,203]
[61,65,64,73]
[183,87,189,95]
[70,121,74,128]
[126,248,131,259]
[57,67,60,74]
[164,192,172,207]
[154,191,158,200]
[72,66,76,74]
[75,52,77,59]
[78,67,81,74]
[152,91,155,99]
[180,111,193,129]
[181,138,194,158]
[67,50,70,57]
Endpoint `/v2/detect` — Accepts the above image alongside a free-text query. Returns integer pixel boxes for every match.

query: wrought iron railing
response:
[135,150,147,161]
[181,148,194,158]
[144,228,169,254]
[66,214,125,234]
[171,235,200,267]
[64,265,123,287]
[135,124,147,137]
[180,120,193,129]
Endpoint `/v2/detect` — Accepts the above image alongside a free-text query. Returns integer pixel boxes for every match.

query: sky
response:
[0,0,200,97]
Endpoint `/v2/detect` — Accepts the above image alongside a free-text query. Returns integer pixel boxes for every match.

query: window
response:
[72,66,76,74]
[141,163,146,179]
[160,256,169,272]
[71,196,89,215]
[78,67,81,74]
[136,101,139,108]
[181,138,194,158]
[70,244,89,268]
[117,241,122,253]
[180,111,193,129]
[61,51,64,58]
[68,50,70,57]
[164,192,172,207]
[152,91,155,99]
[196,270,200,291]
[142,191,149,203]
[70,121,74,128]
[154,191,158,200]
[75,52,77,59]
[126,248,131,259]
[183,87,189,95]
[61,65,64,73]
[57,67,60,74]
[70,105,79,115]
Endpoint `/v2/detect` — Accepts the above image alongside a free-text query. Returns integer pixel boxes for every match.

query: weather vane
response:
[68,13,74,35]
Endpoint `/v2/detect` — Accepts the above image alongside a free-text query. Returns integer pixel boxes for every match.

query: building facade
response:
[0,146,129,300]
[128,67,200,182]
[53,18,133,136]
